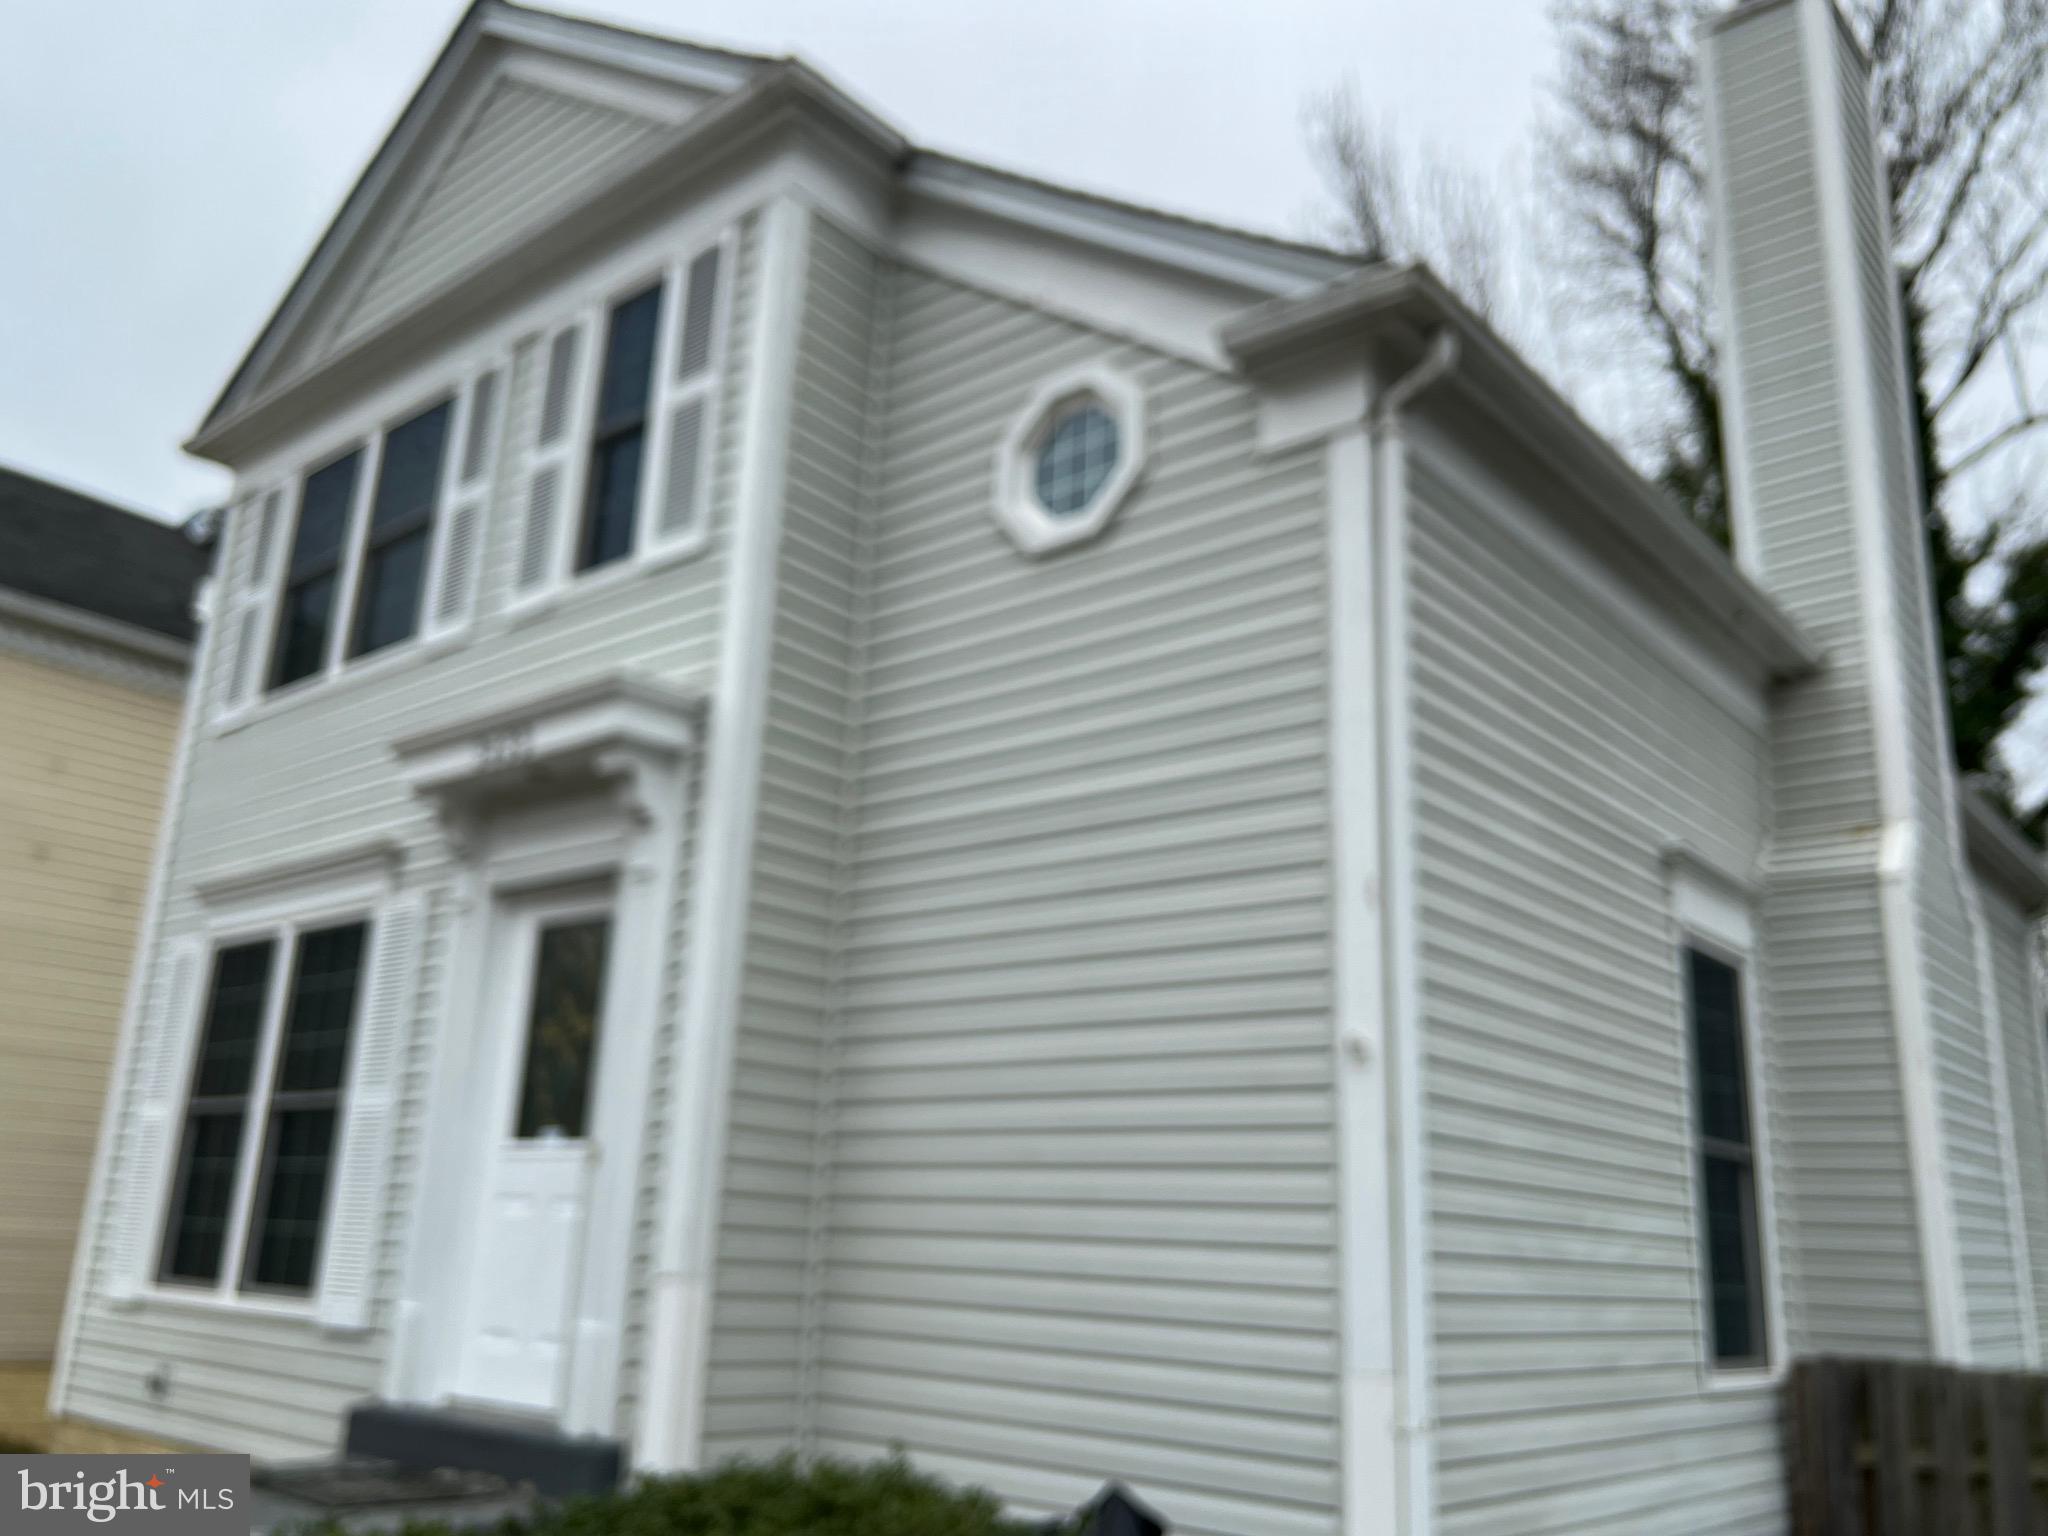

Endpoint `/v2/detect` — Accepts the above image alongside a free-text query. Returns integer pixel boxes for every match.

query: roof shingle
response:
[0,465,211,644]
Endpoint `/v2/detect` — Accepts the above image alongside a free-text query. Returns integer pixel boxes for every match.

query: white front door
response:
[450,898,614,1416]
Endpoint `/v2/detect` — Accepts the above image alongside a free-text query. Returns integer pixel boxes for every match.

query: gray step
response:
[342,1401,623,1499]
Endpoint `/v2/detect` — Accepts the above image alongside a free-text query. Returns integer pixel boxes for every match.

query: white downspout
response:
[1371,329,1458,1536]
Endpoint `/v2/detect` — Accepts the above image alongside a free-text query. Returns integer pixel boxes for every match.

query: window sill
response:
[124,1283,318,1325]
[215,630,466,738]
[506,533,711,631]
[1701,1362,1782,1394]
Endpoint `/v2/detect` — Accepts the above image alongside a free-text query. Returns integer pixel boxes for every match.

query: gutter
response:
[0,587,193,668]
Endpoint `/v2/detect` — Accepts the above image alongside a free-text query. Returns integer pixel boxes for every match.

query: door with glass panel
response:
[451,895,614,1414]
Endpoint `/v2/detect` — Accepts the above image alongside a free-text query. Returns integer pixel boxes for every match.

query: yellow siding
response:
[0,645,180,1361]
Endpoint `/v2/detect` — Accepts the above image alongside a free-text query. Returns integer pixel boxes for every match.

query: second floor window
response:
[579,283,664,573]
[272,450,361,689]
[268,396,455,692]
[352,399,452,657]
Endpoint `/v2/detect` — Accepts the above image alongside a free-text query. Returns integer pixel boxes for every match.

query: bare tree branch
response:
[1949,411,2048,478]
[1307,84,1509,321]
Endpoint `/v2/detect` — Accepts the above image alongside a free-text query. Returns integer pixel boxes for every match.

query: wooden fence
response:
[1788,1358,2048,1534]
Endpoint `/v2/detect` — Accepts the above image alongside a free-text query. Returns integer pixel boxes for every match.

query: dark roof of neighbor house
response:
[0,464,211,645]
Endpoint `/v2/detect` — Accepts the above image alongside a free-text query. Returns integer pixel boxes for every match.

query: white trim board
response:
[638,193,814,1472]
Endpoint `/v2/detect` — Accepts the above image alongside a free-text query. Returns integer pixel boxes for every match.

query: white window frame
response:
[249,377,490,709]
[511,226,735,614]
[145,887,377,1319]
[1668,853,1786,1386]
[993,361,1147,557]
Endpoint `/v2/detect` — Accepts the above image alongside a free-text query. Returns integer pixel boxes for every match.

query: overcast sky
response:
[0,0,1551,523]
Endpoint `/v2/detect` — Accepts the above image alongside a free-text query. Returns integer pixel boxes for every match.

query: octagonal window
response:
[994,365,1146,557]
[1035,402,1121,518]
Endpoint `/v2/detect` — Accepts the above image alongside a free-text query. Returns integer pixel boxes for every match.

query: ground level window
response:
[1686,945,1769,1368]
[157,920,369,1297]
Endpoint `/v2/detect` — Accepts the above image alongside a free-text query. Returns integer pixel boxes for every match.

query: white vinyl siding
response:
[1404,423,1785,1535]
[61,213,758,1458]
[804,261,1340,1536]
[1982,883,2048,1335]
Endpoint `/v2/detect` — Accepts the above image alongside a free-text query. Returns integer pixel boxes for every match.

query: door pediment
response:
[393,671,701,855]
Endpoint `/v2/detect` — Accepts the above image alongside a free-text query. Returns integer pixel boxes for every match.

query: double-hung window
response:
[510,233,729,603]
[579,283,664,573]
[265,393,462,692]
[158,920,369,1296]
[271,451,362,689]
[351,399,452,658]
[1685,944,1770,1369]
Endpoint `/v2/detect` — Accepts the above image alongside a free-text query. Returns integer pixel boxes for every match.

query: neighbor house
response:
[0,468,204,1365]
[51,0,2048,1531]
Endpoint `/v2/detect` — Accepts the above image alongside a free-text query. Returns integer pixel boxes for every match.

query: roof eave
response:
[0,586,194,667]
[1224,263,1824,685]
[902,152,1356,297]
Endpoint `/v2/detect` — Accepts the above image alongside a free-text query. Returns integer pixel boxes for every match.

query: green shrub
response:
[298,1455,1045,1536]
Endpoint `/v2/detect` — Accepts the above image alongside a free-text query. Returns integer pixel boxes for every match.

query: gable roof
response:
[190,0,1358,454]
[0,465,210,647]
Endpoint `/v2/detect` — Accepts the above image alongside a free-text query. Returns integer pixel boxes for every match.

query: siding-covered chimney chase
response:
[1704,0,2034,1364]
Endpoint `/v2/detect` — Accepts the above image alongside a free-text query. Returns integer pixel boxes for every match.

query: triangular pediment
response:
[207,1,762,427]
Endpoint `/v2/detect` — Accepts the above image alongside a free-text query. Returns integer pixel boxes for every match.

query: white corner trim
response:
[1325,421,1400,1536]
[991,362,1147,557]
[1370,335,1456,1536]
[639,194,813,1473]
[46,575,218,1419]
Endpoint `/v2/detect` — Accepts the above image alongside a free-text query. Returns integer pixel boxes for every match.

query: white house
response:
[53,0,2048,1532]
